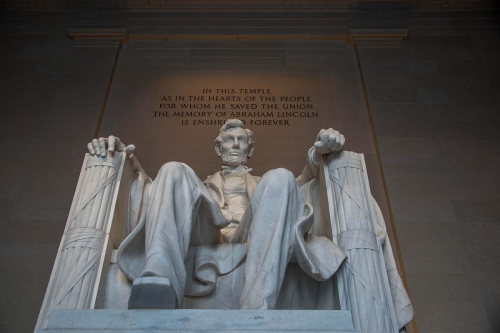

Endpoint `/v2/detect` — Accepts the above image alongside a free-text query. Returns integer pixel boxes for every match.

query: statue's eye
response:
[240,139,246,144]
[226,139,233,143]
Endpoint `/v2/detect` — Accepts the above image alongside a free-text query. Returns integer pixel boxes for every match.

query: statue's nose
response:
[233,138,240,148]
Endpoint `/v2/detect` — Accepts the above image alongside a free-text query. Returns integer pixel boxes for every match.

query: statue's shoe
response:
[128,276,177,309]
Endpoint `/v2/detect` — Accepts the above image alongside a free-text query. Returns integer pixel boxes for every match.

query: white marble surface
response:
[36,152,129,329]
[40,309,361,333]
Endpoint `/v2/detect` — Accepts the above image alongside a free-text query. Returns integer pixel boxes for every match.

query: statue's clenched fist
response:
[87,135,135,157]
[314,129,345,155]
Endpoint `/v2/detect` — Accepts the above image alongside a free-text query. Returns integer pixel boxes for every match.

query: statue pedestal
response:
[38,309,360,333]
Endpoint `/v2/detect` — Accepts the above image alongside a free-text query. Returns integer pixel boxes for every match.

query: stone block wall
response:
[0,33,66,333]
[357,21,500,332]
[0,33,119,332]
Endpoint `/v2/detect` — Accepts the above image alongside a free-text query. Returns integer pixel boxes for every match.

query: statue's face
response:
[219,127,251,166]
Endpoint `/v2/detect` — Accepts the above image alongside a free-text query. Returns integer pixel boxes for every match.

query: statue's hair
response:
[214,119,254,148]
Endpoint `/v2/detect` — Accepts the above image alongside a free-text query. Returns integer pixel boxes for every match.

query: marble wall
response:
[98,40,365,178]
[0,8,499,333]
[358,25,500,333]
[0,34,119,332]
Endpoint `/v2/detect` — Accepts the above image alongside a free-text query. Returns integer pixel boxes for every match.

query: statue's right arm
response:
[88,136,151,233]
[296,147,320,186]
[87,135,148,177]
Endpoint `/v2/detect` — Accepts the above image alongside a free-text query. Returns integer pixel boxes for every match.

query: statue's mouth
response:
[229,152,241,156]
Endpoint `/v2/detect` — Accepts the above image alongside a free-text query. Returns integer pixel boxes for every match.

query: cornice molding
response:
[347,29,408,44]
[1,0,498,11]
[68,28,129,44]
[417,0,499,11]
[3,0,350,11]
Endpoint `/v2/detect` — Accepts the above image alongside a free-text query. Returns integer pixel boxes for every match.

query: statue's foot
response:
[128,276,177,309]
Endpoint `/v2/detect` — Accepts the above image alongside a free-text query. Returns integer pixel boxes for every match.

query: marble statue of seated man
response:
[87,119,348,310]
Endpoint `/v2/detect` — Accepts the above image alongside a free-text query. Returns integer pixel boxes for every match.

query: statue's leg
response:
[240,168,305,310]
[131,162,224,309]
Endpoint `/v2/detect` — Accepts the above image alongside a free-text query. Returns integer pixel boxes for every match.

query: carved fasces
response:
[321,151,400,333]
[36,153,126,329]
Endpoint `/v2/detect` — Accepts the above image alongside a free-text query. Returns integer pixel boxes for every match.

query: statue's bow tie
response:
[222,165,252,177]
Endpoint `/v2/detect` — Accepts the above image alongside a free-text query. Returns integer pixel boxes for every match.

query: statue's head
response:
[214,119,254,166]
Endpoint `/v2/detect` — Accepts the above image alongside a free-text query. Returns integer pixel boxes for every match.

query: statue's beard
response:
[221,151,248,166]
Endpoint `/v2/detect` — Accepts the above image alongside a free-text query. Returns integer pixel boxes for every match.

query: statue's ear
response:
[247,145,254,158]
[215,144,222,157]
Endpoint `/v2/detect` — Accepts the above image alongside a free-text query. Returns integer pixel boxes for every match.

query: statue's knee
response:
[263,168,295,186]
[160,161,184,171]
[159,162,188,178]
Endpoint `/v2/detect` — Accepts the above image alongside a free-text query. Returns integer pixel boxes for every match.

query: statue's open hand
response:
[87,136,136,157]
[314,129,345,155]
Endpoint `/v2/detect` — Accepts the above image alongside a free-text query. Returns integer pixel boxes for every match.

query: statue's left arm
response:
[296,129,345,186]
